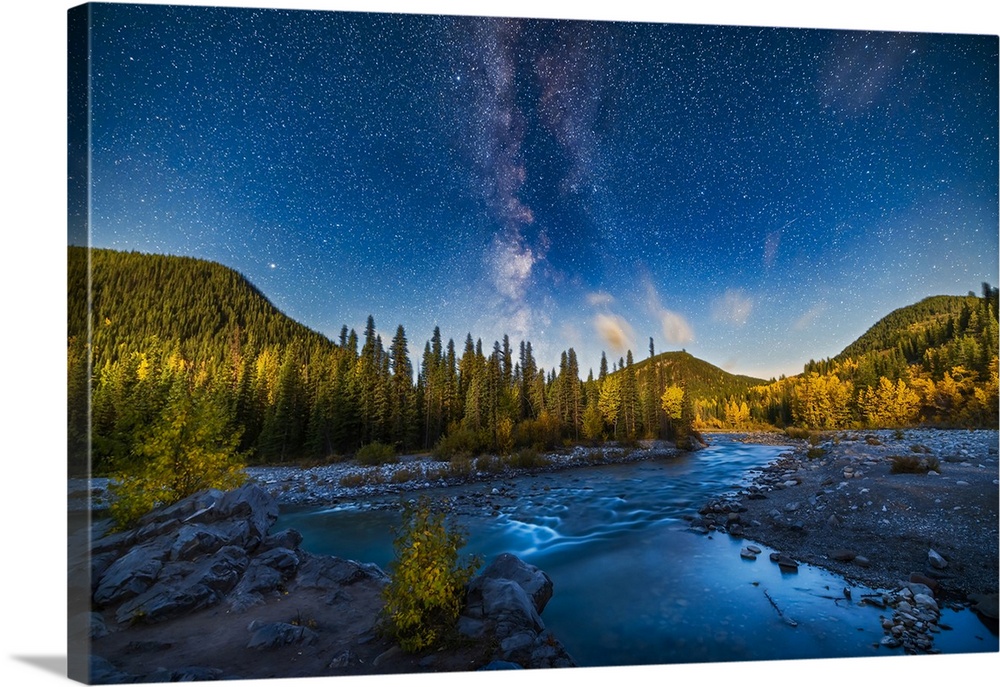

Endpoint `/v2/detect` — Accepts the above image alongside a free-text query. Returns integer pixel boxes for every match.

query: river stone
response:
[739,547,757,560]
[913,593,938,612]
[906,582,934,598]
[777,556,799,573]
[853,555,871,568]
[968,593,999,620]
[909,573,939,592]
[830,549,857,562]
[927,549,948,570]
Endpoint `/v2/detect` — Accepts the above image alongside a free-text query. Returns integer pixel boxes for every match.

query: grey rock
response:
[906,582,934,598]
[169,523,228,561]
[469,553,554,614]
[328,650,358,669]
[247,622,318,650]
[830,549,857,562]
[927,549,948,570]
[968,592,999,620]
[853,555,871,568]
[94,543,169,606]
[913,593,939,612]
[115,546,249,624]
[295,553,387,589]
[500,631,536,656]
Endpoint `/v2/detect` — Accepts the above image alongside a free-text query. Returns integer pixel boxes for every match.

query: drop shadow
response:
[10,655,66,678]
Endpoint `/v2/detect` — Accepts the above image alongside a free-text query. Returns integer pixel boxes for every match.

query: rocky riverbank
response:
[71,442,682,512]
[693,428,999,653]
[80,484,573,683]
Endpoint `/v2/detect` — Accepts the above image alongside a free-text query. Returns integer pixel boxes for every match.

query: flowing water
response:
[276,437,998,666]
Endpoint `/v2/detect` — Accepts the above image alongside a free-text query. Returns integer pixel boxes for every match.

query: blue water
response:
[275,438,998,666]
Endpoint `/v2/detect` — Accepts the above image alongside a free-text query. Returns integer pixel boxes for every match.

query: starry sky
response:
[76,1,999,380]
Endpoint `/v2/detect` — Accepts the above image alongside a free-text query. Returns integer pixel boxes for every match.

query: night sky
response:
[78,2,999,380]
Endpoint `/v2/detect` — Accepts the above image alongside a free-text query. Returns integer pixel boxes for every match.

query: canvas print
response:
[67,2,999,683]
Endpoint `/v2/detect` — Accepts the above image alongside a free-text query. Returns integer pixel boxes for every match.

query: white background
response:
[1,1,997,685]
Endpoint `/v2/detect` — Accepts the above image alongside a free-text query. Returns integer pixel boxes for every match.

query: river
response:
[275,437,998,666]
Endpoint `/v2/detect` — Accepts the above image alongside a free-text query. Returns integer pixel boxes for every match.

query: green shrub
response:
[865,435,882,446]
[433,427,488,461]
[108,383,246,530]
[890,454,940,474]
[448,453,474,477]
[380,498,481,653]
[508,447,548,469]
[475,455,504,474]
[806,447,826,460]
[356,442,396,466]
[339,472,366,488]
[784,427,811,440]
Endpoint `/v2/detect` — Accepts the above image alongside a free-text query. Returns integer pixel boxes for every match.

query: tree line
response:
[71,317,709,476]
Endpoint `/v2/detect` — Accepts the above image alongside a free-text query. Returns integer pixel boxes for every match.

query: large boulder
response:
[460,553,574,669]
[468,552,553,613]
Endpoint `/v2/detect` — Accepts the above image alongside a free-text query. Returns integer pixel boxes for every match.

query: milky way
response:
[79,3,998,379]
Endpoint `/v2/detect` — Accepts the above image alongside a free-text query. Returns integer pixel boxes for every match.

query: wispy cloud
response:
[586,291,614,307]
[793,302,826,331]
[643,277,694,345]
[711,289,753,326]
[594,313,634,353]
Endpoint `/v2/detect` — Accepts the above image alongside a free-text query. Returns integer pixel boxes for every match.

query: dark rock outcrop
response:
[460,553,574,669]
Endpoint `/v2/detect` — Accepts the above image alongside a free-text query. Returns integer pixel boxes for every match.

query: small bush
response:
[910,444,930,454]
[433,427,488,461]
[380,498,481,653]
[784,427,811,440]
[865,435,882,446]
[893,429,906,441]
[806,447,826,460]
[475,455,504,474]
[890,454,941,474]
[356,442,396,466]
[508,447,548,469]
[448,453,474,477]
[391,467,421,484]
[339,472,366,488]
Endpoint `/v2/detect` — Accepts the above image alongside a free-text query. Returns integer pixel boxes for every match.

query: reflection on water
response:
[275,438,998,666]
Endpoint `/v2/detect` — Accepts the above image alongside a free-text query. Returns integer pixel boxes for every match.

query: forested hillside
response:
[702,287,999,431]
